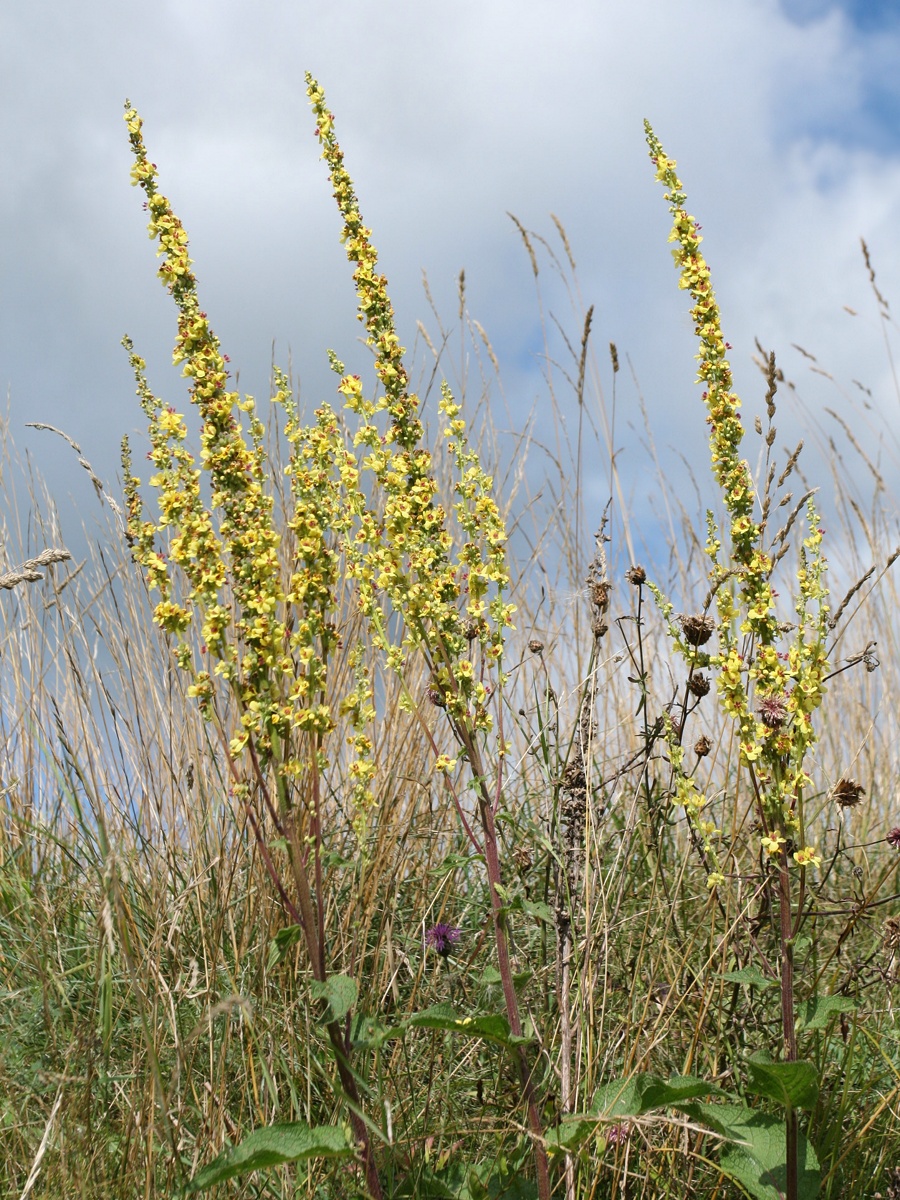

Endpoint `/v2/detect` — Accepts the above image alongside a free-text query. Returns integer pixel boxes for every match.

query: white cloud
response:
[1,0,899,581]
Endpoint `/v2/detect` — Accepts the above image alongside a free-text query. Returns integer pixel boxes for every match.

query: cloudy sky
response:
[3,0,900,584]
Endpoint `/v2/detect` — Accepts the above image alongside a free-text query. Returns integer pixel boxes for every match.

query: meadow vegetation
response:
[2,77,900,1200]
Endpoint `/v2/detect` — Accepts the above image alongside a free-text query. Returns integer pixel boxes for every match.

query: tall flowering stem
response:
[645,124,830,1200]
[120,80,548,1197]
[307,75,548,1200]
[121,101,383,1198]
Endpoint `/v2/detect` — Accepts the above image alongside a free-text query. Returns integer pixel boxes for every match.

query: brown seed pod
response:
[687,673,711,697]
[832,777,866,808]
[679,614,715,646]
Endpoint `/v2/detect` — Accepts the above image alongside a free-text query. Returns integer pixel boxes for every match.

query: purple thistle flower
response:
[758,693,789,729]
[425,923,461,958]
[605,1122,631,1146]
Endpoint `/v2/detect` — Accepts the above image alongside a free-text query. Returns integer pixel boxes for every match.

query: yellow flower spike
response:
[645,123,830,868]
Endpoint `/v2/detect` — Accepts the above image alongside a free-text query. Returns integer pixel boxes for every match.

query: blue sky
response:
[2,0,900,589]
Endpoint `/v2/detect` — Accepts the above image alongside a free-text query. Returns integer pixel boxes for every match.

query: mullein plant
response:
[120,78,550,1199]
[643,123,830,1199]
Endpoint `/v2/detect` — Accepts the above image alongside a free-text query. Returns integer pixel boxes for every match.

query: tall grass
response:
[2,83,900,1200]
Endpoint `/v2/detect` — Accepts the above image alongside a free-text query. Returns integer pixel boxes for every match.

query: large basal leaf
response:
[684,1102,821,1200]
[591,1073,726,1118]
[181,1123,354,1194]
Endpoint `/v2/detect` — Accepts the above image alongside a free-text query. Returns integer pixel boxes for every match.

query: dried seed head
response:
[590,580,611,611]
[874,1164,900,1200]
[563,761,586,791]
[687,672,711,697]
[528,638,544,655]
[884,916,900,953]
[887,827,900,848]
[758,694,789,729]
[694,735,711,758]
[625,565,646,585]
[679,614,715,646]
[427,685,446,709]
[462,618,480,642]
[832,777,866,809]
[513,847,532,873]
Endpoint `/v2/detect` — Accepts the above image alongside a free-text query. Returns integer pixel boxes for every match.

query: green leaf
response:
[321,850,353,870]
[349,1012,391,1048]
[181,1123,354,1194]
[745,1054,819,1110]
[433,852,478,875]
[545,1117,595,1154]
[591,1073,726,1118]
[310,974,358,1022]
[396,1159,538,1200]
[521,899,555,926]
[684,1102,821,1200]
[266,924,303,971]
[480,965,503,986]
[799,994,858,1031]
[720,966,777,990]
[406,1004,527,1047]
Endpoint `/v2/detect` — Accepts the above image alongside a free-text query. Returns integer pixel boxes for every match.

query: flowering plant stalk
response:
[304,80,550,1200]
[644,124,830,1200]
[120,78,549,1199]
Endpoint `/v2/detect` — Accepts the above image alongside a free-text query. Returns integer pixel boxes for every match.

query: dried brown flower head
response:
[832,777,866,809]
[592,616,609,639]
[884,916,900,953]
[513,847,533,873]
[462,618,481,642]
[590,580,611,611]
[527,638,544,655]
[694,735,711,758]
[679,614,715,646]
[687,672,711,698]
[625,565,646,586]
[887,827,900,848]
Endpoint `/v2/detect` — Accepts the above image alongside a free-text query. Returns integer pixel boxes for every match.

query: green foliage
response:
[179,1122,355,1195]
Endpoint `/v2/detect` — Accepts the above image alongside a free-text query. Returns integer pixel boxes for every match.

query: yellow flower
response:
[793,846,821,869]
